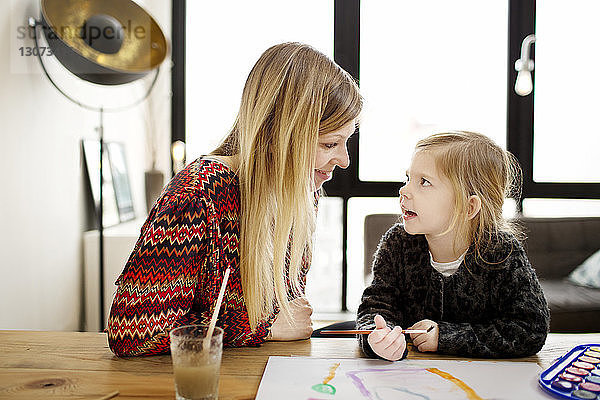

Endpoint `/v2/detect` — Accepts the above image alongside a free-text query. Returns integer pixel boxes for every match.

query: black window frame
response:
[171,0,600,312]
[508,0,600,203]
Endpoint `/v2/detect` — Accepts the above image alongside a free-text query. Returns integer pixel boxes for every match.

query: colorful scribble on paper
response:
[346,366,484,400]
[311,362,340,395]
[426,368,482,400]
[255,357,544,400]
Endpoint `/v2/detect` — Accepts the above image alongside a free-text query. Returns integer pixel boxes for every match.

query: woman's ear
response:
[467,195,482,220]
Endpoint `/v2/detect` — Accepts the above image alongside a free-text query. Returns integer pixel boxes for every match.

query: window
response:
[360,0,508,182]
[523,199,600,217]
[305,197,343,312]
[185,1,333,159]
[533,1,600,183]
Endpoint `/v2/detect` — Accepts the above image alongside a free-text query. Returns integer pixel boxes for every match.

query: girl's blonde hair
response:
[415,131,522,260]
[212,43,362,329]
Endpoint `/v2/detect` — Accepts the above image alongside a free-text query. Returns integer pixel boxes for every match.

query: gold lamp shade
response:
[40,0,168,85]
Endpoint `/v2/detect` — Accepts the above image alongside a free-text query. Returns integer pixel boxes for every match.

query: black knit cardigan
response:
[357,224,550,359]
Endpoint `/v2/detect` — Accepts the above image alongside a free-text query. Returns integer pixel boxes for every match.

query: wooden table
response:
[1,331,599,399]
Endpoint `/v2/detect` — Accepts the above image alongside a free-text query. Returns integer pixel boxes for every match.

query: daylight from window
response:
[533,1,600,183]
[360,1,508,181]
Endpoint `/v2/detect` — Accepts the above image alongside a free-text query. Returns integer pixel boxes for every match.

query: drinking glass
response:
[170,325,224,400]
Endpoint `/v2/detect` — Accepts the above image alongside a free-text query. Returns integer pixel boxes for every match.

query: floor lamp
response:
[29,0,168,331]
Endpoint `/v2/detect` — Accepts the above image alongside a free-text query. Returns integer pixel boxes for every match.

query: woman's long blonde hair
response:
[212,43,362,329]
[415,131,523,259]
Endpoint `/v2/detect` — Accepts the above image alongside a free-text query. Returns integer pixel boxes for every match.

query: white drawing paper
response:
[256,356,553,399]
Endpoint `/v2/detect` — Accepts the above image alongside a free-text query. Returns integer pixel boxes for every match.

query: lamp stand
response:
[29,18,161,331]
[98,107,105,331]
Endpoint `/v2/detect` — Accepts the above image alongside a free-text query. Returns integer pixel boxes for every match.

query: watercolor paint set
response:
[539,344,600,399]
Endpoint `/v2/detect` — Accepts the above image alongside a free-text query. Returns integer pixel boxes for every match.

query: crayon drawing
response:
[346,366,481,400]
[311,362,340,395]
[255,357,550,400]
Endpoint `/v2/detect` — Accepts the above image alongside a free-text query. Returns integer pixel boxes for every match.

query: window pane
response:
[306,197,343,312]
[347,197,402,312]
[523,199,600,218]
[186,1,333,160]
[533,1,600,183]
[360,1,508,181]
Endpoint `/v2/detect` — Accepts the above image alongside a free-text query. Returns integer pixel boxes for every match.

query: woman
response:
[107,42,362,356]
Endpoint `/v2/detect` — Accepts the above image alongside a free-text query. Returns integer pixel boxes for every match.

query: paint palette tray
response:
[539,344,600,399]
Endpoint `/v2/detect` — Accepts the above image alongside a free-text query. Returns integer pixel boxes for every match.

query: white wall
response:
[0,0,171,330]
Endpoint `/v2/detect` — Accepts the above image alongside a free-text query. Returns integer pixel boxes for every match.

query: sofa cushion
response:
[540,279,600,332]
[518,217,600,280]
[568,249,600,288]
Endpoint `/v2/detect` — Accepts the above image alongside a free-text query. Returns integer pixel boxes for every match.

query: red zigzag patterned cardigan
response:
[107,157,312,356]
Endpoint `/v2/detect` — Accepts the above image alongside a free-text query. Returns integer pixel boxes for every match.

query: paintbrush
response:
[321,325,434,335]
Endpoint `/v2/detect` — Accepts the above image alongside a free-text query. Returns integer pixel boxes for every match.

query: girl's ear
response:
[467,195,482,220]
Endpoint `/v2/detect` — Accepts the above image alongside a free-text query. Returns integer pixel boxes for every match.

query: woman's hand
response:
[367,314,407,361]
[268,297,313,341]
[409,319,439,352]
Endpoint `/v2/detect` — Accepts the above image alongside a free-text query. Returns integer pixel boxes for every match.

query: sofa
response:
[364,215,600,333]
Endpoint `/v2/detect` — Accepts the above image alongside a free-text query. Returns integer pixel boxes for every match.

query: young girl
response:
[357,131,550,361]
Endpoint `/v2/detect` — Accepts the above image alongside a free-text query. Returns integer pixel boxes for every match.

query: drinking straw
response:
[205,266,231,343]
